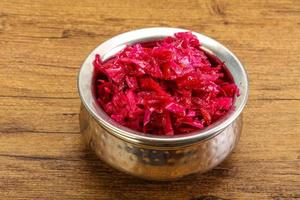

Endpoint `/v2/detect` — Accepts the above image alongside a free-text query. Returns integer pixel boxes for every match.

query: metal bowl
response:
[78,27,249,180]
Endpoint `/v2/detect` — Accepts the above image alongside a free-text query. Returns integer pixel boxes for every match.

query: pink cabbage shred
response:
[93,32,239,135]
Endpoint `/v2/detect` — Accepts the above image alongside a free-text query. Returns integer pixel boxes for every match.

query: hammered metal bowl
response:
[78,27,249,180]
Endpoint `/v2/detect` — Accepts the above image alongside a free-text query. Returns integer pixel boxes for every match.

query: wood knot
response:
[211,0,225,16]
[62,29,72,38]
[192,195,227,200]
[61,29,98,38]
[0,12,8,18]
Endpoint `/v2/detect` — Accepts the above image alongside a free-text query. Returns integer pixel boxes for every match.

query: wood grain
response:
[0,0,299,199]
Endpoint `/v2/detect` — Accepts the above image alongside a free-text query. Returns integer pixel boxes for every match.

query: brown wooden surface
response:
[0,0,299,199]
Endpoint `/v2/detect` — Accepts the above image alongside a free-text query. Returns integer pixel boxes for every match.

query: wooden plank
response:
[0,0,299,199]
[0,100,299,199]
[0,135,298,200]
[1,57,299,99]
[0,97,80,133]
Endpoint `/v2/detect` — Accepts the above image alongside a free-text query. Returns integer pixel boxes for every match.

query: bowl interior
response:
[78,27,248,147]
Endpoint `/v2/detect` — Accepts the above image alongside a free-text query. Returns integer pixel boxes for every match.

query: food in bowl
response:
[79,27,249,180]
[93,32,239,135]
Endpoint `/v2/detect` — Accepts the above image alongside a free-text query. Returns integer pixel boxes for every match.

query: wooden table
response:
[0,0,299,199]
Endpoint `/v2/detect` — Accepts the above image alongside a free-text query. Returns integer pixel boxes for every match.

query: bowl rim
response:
[78,27,249,147]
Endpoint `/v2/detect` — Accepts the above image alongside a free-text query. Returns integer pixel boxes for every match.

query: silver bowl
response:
[78,27,249,180]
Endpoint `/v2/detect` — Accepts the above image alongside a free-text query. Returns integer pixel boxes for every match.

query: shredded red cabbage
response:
[93,32,239,135]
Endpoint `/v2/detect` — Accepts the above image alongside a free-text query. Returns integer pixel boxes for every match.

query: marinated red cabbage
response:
[93,32,239,135]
